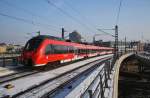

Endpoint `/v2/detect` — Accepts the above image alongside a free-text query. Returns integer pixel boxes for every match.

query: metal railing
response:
[0,53,20,67]
[80,59,114,98]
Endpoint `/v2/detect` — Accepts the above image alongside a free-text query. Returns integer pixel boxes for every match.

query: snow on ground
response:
[0,54,113,97]
[0,64,23,77]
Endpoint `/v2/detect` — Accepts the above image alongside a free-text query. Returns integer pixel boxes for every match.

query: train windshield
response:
[24,38,43,51]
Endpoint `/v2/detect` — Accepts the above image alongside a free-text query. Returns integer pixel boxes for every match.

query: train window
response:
[68,46,75,53]
[91,49,96,53]
[78,49,82,54]
[24,39,43,51]
[53,45,61,54]
[74,48,78,54]
[84,49,87,53]
[62,46,68,53]
[45,45,53,55]
[78,49,86,54]
[89,49,91,53]
[82,49,84,53]
[48,45,75,54]
[53,45,68,54]
[99,49,102,52]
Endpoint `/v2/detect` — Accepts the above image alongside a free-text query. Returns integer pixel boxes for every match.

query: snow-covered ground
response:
[0,54,113,97]
[63,63,115,98]
[0,64,23,77]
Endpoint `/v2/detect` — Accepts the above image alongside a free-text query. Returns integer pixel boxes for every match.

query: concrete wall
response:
[113,53,134,98]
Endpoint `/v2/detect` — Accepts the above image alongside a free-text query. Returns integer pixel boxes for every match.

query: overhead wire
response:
[1,0,115,37]
[0,0,123,40]
[46,0,97,33]
[116,0,123,25]
[91,0,123,38]
[98,0,123,39]
[97,29,115,37]
[63,1,84,19]
[0,12,60,32]
[63,1,99,32]
[63,0,116,38]
[0,0,60,30]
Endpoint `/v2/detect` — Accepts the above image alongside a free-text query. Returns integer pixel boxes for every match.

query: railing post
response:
[104,66,108,88]
[106,61,111,79]
[99,74,104,98]
[88,90,93,98]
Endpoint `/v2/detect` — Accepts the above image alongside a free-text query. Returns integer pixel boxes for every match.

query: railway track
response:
[46,59,108,98]
[0,55,107,85]
[0,70,38,84]
[12,57,111,98]
[0,54,113,98]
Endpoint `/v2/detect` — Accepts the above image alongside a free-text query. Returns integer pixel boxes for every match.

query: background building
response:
[0,43,23,54]
[94,40,145,53]
[69,30,82,43]
[144,43,150,52]
[0,43,7,53]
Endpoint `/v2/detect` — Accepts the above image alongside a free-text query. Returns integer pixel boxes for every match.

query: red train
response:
[21,35,113,67]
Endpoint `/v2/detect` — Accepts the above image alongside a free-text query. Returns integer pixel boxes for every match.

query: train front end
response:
[21,37,44,67]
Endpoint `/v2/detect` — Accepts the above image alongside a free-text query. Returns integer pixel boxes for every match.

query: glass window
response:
[68,46,75,53]
[53,45,68,54]
[45,45,53,55]
[45,44,75,54]
[24,39,43,51]
[78,49,87,54]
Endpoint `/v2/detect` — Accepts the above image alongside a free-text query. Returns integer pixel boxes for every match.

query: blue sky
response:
[0,0,150,45]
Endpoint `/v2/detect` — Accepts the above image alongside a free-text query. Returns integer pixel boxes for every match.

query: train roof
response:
[31,35,65,41]
[30,35,113,50]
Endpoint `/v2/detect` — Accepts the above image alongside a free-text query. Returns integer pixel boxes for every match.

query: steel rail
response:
[46,59,110,98]
[12,57,111,98]
[0,70,38,84]
[0,55,108,84]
